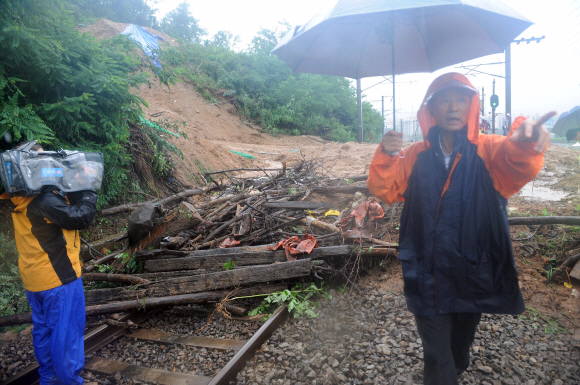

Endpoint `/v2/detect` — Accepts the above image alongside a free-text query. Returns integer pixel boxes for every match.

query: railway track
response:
[1,304,288,385]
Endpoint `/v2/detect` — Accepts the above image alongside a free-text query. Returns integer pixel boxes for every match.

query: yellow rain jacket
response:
[1,190,97,292]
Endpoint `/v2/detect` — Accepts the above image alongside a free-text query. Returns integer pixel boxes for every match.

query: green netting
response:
[139,116,180,138]
[229,150,255,159]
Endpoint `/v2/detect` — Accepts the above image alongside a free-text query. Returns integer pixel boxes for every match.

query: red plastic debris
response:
[337,200,384,229]
[268,234,318,261]
[219,236,241,248]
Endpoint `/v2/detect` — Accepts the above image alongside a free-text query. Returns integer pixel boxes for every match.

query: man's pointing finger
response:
[534,111,557,128]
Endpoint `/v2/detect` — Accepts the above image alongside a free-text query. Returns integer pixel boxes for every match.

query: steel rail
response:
[209,304,289,385]
[3,304,289,385]
[0,310,156,385]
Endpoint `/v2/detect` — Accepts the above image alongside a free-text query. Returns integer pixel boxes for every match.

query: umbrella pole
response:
[357,79,363,143]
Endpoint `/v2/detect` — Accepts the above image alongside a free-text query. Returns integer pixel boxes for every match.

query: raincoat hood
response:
[417,72,480,144]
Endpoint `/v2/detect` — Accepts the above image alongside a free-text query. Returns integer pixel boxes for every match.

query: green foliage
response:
[97,264,114,273]
[0,264,30,320]
[519,306,568,335]
[0,233,29,321]
[545,264,559,284]
[0,0,177,205]
[223,259,236,270]
[115,252,142,274]
[0,232,19,267]
[205,31,241,50]
[159,28,385,142]
[159,2,206,43]
[248,282,330,321]
[249,25,289,55]
[66,0,157,27]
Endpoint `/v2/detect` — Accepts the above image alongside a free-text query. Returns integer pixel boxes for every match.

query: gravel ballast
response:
[236,282,580,385]
[2,279,579,384]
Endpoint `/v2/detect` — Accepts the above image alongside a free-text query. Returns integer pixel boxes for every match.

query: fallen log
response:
[82,273,150,285]
[312,186,370,195]
[144,245,355,272]
[263,201,332,210]
[508,216,580,226]
[136,244,277,262]
[0,284,287,327]
[133,202,203,250]
[197,193,252,211]
[135,249,193,261]
[99,188,205,216]
[127,203,162,245]
[134,270,209,281]
[300,216,341,234]
[84,259,312,306]
[157,188,205,207]
[205,168,283,176]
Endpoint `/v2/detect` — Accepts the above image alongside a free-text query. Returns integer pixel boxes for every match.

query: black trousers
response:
[414,313,482,385]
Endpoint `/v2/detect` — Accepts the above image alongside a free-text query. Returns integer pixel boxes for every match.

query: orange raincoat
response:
[366,72,544,316]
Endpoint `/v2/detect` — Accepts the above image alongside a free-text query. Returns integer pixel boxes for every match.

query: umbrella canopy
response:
[272,0,531,78]
[552,106,580,138]
[272,0,532,142]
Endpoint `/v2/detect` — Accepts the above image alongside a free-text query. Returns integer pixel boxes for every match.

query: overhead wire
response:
[539,0,579,27]
[542,17,580,56]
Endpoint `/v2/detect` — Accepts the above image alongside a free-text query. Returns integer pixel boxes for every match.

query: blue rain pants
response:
[25,277,85,385]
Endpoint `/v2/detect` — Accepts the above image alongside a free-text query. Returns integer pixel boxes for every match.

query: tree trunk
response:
[133,202,203,250]
[0,284,287,327]
[144,245,354,272]
[84,259,312,306]
[508,216,580,226]
[263,201,332,210]
[82,273,150,285]
[99,188,205,216]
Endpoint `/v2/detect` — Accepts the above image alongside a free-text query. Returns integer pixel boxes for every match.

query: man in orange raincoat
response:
[367,73,555,385]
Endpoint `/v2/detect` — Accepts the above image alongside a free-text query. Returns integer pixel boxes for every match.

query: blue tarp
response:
[121,24,164,67]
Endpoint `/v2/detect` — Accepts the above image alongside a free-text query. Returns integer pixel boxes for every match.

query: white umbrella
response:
[272,0,532,142]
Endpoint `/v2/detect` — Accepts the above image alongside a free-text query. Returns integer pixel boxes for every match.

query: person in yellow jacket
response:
[1,143,98,385]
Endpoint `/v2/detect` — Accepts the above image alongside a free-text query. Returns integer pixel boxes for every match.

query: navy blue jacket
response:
[397,126,524,316]
[368,74,545,316]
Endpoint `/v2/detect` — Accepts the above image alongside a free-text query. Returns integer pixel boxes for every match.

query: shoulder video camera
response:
[0,141,104,196]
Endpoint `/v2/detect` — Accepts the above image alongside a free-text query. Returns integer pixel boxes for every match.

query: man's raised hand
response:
[509,111,557,153]
[382,130,403,154]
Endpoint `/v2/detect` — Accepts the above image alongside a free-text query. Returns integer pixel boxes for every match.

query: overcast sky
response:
[154,0,580,126]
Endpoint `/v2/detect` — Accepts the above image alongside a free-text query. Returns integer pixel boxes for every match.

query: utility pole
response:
[506,36,544,127]
[492,79,496,134]
[505,45,511,127]
[481,86,485,116]
[382,96,385,134]
[400,119,403,138]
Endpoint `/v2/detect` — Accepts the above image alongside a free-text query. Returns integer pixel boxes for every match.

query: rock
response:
[477,365,493,374]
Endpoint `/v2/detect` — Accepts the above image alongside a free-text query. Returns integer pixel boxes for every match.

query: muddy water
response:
[517,166,569,201]
[518,181,568,201]
[552,141,580,151]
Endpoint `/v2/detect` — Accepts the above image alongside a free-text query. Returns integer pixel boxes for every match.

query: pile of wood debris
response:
[0,158,399,327]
